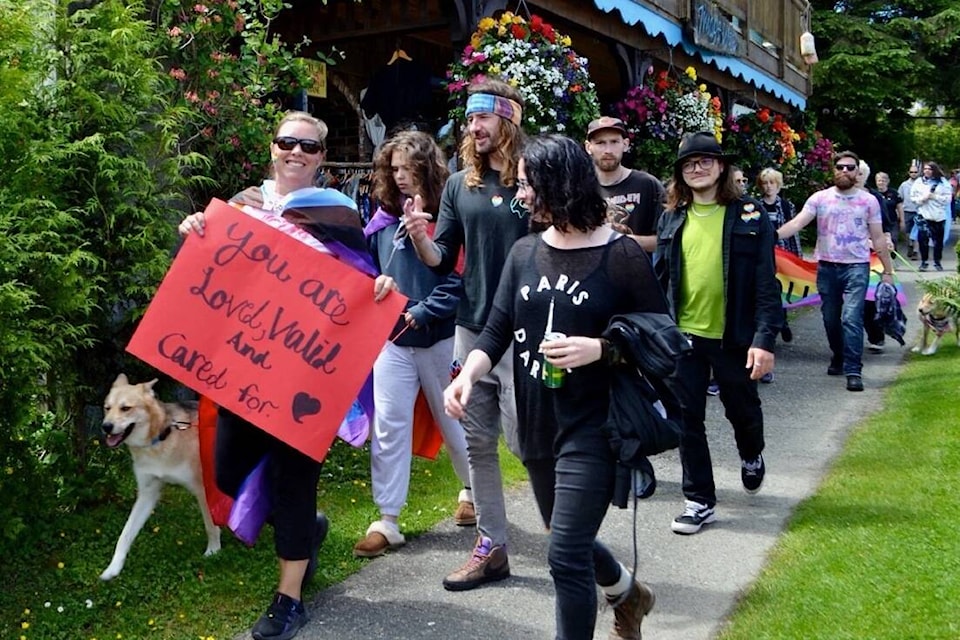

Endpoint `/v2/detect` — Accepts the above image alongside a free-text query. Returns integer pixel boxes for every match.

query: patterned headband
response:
[465,93,523,126]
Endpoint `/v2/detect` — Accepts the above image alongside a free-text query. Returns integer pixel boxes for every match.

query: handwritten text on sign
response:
[128,199,406,461]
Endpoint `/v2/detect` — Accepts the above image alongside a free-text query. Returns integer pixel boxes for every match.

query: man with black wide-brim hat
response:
[654,131,782,535]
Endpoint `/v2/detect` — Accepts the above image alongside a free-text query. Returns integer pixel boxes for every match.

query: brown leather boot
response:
[607,580,655,639]
[453,500,476,526]
[441,536,509,591]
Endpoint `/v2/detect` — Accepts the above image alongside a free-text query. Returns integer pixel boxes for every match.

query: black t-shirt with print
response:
[474,233,669,462]
[599,169,665,241]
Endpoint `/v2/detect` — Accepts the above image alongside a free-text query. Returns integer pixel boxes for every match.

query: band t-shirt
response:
[598,170,664,241]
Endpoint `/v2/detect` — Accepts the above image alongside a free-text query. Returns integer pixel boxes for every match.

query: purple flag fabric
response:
[228,456,271,547]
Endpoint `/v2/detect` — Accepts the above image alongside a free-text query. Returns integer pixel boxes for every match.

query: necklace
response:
[690,203,722,218]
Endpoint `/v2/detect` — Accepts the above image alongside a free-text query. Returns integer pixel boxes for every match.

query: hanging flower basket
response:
[446,12,600,141]
[614,65,723,177]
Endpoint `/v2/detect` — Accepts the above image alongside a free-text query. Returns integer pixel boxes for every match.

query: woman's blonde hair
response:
[757,167,783,189]
[275,111,328,147]
[460,79,525,188]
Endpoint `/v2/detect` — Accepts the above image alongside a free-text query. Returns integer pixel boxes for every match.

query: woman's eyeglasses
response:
[834,162,858,172]
[681,157,716,174]
[273,136,325,155]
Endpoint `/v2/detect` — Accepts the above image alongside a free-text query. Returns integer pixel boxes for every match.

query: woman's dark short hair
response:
[522,134,607,233]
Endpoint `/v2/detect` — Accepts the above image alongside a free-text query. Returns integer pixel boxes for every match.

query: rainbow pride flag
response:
[775,247,906,309]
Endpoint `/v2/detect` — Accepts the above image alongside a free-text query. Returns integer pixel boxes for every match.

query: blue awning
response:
[591,0,807,109]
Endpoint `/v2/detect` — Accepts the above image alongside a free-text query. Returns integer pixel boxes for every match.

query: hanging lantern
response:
[800,31,818,64]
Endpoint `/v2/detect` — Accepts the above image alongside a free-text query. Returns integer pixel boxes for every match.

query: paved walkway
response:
[278,244,944,640]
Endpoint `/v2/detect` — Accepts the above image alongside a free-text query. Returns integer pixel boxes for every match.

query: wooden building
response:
[275,0,813,161]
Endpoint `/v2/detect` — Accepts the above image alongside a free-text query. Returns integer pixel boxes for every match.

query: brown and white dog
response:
[912,293,960,356]
[99,374,220,580]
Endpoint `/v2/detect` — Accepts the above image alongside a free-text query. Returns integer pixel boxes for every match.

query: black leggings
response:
[215,409,323,560]
[917,218,945,265]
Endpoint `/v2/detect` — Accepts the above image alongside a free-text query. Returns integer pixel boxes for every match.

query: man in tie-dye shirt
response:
[776,150,894,392]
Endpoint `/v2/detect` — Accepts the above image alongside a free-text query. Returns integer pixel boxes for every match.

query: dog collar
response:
[150,419,194,446]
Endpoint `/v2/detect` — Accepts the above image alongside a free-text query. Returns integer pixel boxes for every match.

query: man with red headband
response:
[405,79,531,591]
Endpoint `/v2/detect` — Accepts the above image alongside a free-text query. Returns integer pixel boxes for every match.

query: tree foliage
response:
[809,0,960,172]
[0,0,315,554]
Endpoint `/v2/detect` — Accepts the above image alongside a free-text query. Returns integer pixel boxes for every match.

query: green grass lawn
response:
[9,347,960,640]
[720,349,960,640]
[7,439,526,640]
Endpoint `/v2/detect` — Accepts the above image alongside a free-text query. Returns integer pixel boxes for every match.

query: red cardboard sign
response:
[128,199,406,461]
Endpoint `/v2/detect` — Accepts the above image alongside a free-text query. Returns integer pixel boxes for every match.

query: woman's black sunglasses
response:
[273,136,324,155]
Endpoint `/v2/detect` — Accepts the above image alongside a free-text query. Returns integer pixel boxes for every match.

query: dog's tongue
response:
[105,433,125,448]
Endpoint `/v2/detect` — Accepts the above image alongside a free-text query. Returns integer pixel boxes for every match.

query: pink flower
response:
[184,90,200,103]
[229,135,241,148]
[169,67,186,81]
[168,26,182,37]
[194,4,209,13]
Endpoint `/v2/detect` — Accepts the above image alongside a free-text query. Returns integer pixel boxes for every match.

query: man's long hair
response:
[523,134,607,233]
[664,159,742,211]
[461,79,525,188]
[372,130,449,216]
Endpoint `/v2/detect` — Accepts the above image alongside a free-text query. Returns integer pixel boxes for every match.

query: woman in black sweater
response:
[444,135,668,640]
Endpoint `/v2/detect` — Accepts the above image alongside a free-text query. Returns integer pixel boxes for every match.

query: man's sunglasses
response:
[273,136,325,155]
[834,162,858,172]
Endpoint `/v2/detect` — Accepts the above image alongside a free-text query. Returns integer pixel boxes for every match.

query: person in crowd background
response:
[910,160,953,272]
[583,116,665,254]
[777,151,894,393]
[444,134,663,640]
[732,166,749,194]
[875,171,903,254]
[404,79,530,591]
[856,161,895,354]
[655,132,781,536]
[757,167,799,368]
[898,164,920,258]
[178,111,361,640]
[356,130,474,559]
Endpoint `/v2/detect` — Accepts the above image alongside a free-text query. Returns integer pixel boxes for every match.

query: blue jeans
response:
[817,261,869,376]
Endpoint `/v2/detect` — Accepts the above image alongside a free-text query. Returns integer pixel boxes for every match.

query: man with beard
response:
[405,79,529,591]
[584,116,664,254]
[776,151,894,392]
[654,132,781,535]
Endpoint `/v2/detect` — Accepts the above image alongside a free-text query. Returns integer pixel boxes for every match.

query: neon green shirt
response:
[677,202,725,338]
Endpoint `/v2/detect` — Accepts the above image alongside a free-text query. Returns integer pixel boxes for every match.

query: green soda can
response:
[541,331,566,389]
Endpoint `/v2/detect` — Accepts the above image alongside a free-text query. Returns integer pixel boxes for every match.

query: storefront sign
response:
[127,199,406,461]
[685,0,745,57]
[303,59,327,98]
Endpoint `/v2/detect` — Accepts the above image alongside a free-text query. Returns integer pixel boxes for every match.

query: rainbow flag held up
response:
[774,247,906,309]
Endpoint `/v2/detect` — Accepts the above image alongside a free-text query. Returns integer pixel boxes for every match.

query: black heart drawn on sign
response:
[292,392,322,423]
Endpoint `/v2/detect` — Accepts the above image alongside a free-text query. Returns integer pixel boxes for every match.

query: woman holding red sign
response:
[178,111,371,640]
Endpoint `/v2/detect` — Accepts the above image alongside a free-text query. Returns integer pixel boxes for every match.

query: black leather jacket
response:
[654,198,782,353]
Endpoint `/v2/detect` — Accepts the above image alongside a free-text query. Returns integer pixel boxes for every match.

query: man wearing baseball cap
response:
[584,116,664,254]
[654,131,782,535]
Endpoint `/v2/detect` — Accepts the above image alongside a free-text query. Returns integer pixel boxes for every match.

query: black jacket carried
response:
[600,313,689,507]
[654,198,782,352]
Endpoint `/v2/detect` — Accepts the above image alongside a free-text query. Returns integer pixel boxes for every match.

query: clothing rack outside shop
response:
[318,161,376,226]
